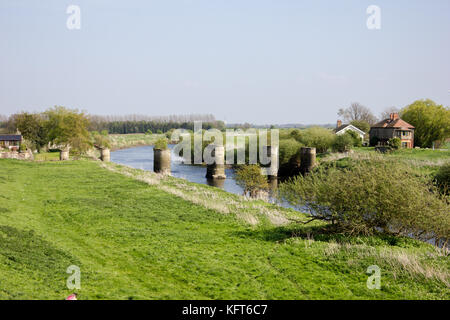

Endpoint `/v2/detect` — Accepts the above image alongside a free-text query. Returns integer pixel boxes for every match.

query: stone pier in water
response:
[153,148,171,175]
[206,145,226,179]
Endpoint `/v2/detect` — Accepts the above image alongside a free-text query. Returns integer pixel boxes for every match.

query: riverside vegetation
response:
[0,159,448,299]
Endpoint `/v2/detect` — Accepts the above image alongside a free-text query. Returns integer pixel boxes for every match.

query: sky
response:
[0,0,449,125]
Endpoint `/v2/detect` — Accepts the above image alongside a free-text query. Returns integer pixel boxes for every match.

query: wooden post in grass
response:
[206,145,226,179]
[300,147,316,175]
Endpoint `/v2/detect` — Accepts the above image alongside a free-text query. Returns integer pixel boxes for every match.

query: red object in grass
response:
[66,293,77,300]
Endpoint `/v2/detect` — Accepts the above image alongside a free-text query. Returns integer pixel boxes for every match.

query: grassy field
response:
[353,147,450,162]
[33,151,60,161]
[108,133,166,150]
[0,159,448,300]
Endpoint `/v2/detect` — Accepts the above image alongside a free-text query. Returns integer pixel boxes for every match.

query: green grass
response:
[109,133,165,150]
[33,151,60,161]
[354,146,450,161]
[0,159,448,300]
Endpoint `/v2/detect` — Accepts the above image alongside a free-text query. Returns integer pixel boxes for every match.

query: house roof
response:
[0,135,22,141]
[371,118,415,130]
[334,124,366,135]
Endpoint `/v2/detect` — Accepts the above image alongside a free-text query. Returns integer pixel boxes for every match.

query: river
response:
[111,145,246,195]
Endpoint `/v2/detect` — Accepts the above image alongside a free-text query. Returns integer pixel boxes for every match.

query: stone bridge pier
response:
[206,145,226,179]
[300,147,316,175]
[100,148,111,162]
[153,148,171,175]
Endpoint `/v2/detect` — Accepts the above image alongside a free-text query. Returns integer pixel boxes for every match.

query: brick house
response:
[369,113,415,148]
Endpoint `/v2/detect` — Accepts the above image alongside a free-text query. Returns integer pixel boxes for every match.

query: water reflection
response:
[206,178,225,189]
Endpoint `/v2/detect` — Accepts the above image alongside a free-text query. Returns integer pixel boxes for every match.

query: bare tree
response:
[380,106,400,120]
[338,102,377,125]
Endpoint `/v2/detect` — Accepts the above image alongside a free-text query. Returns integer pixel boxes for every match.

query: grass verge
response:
[0,159,448,299]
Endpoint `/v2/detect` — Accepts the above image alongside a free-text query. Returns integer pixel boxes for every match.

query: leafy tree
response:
[235,164,269,198]
[332,133,353,152]
[279,138,302,166]
[346,130,363,147]
[91,131,111,149]
[45,106,91,154]
[279,158,449,241]
[296,127,335,153]
[350,120,370,133]
[154,137,168,150]
[338,102,377,125]
[145,129,153,135]
[12,112,48,152]
[401,99,450,148]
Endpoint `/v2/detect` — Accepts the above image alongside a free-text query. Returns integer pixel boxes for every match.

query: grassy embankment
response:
[31,134,165,161]
[0,158,448,300]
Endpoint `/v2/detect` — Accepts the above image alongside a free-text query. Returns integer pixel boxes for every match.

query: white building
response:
[334,120,365,141]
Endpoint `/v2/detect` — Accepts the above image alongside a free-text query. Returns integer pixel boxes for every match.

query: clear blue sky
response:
[1,0,449,124]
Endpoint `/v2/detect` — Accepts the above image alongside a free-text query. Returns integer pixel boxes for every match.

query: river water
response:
[111,145,245,195]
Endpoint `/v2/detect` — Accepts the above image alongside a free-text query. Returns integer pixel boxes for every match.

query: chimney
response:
[390,113,399,121]
[336,120,342,128]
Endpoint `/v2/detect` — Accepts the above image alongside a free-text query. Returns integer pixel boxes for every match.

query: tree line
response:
[89,119,225,134]
[0,107,225,153]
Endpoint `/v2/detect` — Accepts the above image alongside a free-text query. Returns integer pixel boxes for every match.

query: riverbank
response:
[108,133,167,151]
[0,158,448,299]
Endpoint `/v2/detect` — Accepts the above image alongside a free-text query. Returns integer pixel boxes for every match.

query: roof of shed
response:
[0,135,22,141]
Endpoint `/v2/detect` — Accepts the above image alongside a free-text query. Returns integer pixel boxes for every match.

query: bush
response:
[434,163,450,195]
[388,137,401,149]
[92,132,111,149]
[145,129,152,135]
[279,138,302,166]
[296,127,335,153]
[19,143,27,152]
[346,130,362,147]
[332,134,353,152]
[279,158,450,243]
[235,164,268,197]
[154,138,168,150]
